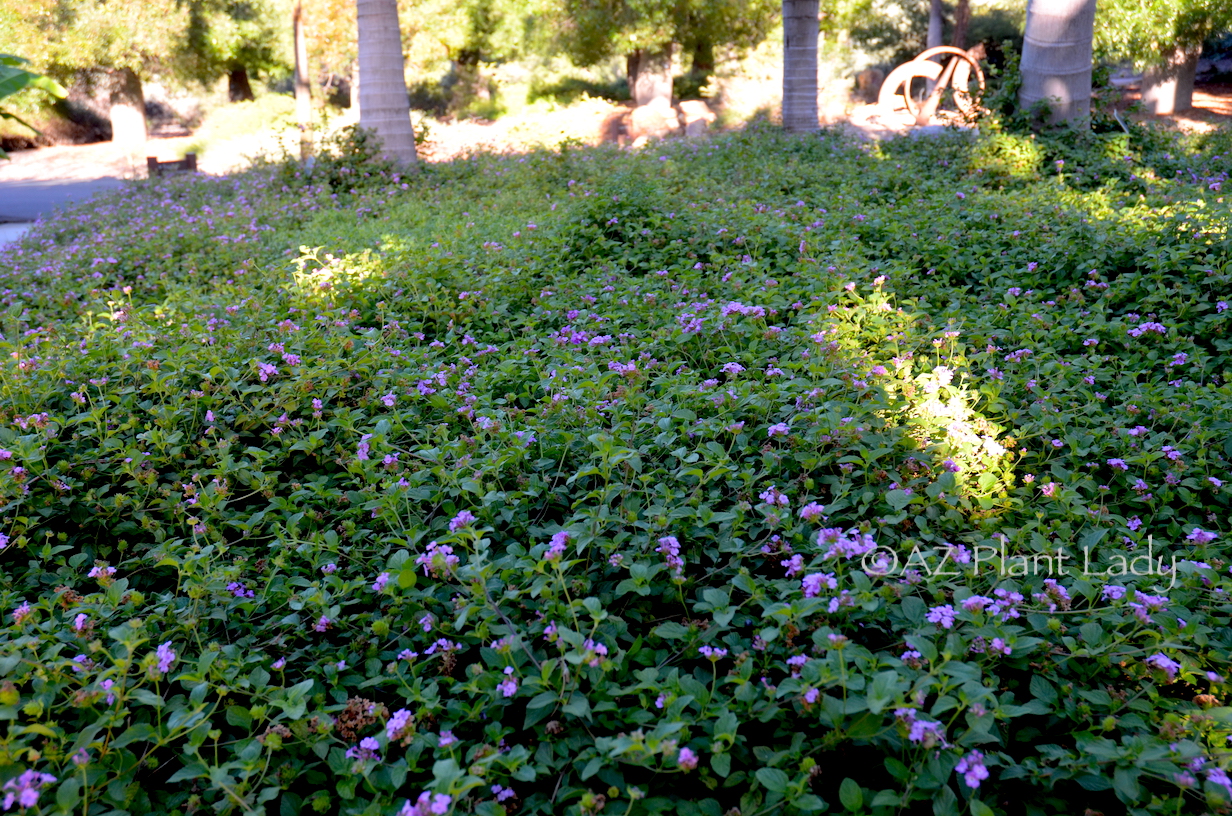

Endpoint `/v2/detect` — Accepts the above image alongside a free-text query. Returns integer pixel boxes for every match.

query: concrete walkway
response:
[0,222,31,246]
[0,177,125,223]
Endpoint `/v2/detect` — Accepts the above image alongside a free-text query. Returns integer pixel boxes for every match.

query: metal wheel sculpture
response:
[877,46,986,126]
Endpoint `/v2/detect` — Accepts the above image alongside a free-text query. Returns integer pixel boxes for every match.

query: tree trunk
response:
[1018,0,1096,125]
[294,1,313,159]
[690,38,715,82]
[927,0,944,49]
[228,65,255,102]
[953,0,970,49]
[356,0,418,166]
[1142,45,1201,115]
[782,0,819,132]
[108,67,147,145]
[628,45,673,107]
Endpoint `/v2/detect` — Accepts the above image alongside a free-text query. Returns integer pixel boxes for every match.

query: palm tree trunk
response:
[356,0,418,166]
[1141,46,1201,114]
[927,0,944,49]
[1018,0,1096,124]
[294,0,313,159]
[782,0,819,133]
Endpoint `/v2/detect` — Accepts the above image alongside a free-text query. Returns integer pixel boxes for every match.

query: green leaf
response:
[654,621,689,639]
[970,800,995,816]
[755,768,789,793]
[710,753,731,778]
[867,670,902,714]
[886,489,913,510]
[1029,675,1057,704]
[839,778,864,811]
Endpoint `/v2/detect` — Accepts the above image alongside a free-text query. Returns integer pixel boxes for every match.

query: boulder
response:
[678,100,716,137]
[628,99,682,143]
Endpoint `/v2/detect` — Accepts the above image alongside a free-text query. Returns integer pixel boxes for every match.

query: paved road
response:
[0,177,125,223]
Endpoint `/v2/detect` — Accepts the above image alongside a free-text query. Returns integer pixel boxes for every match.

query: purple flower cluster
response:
[345,737,381,762]
[657,535,684,579]
[817,528,876,559]
[956,750,990,788]
[2,769,57,811]
[416,541,460,578]
[399,792,452,816]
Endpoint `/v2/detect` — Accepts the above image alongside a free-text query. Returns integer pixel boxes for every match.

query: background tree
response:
[1096,0,1232,114]
[782,0,819,132]
[1018,0,1095,124]
[356,0,418,164]
[554,0,777,105]
[177,0,290,101]
[1,0,189,144]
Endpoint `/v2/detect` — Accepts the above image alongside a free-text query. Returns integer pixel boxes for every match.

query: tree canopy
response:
[1095,0,1232,67]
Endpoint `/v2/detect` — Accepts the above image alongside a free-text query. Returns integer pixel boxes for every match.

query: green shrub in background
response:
[0,121,1230,816]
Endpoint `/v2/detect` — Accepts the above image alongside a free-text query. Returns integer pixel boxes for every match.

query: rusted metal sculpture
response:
[878,46,986,126]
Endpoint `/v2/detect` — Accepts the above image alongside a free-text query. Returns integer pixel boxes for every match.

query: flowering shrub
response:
[0,124,1229,815]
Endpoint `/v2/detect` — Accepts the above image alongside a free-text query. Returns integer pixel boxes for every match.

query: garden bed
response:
[0,121,1230,816]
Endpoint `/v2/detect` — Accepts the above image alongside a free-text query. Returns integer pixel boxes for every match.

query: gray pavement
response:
[0,177,125,223]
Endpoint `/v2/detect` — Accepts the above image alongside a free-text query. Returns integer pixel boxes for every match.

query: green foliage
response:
[0,52,67,158]
[553,0,777,72]
[0,121,1231,816]
[176,0,291,88]
[1095,0,1232,67]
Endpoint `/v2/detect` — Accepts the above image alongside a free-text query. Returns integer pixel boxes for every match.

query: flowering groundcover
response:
[0,124,1230,815]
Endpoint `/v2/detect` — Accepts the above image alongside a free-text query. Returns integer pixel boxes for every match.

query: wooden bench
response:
[146,153,198,177]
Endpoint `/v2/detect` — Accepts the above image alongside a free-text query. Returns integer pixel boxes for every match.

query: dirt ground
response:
[1,84,1228,186]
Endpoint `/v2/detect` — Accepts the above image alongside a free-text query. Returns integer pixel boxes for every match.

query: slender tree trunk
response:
[782,0,819,132]
[1142,45,1201,114]
[1019,0,1096,124]
[356,0,418,166]
[108,67,147,145]
[953,0,970,49]
[927,0,944,49]
[228,65,255,102]
[294,0,313,159]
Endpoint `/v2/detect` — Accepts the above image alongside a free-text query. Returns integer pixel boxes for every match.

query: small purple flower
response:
[321,563,337,574]
[1,769,57,811]
[314,616,330,633]
[767,422,790,438]
[155,642,177,674]
[437,730,457,748]
[1146,653,1181,682]
[388,708,413,741]
[926,605,956,629]
[400,792,452,816]
[544,531,570,563]
[1187,528,1218,545]
[373,572,390,592]
[346,737,381,762]
[497,667,518,698]
[448,509,476,532]
[677,747,699,770]
[956,750,990,788]
[799,501,825,521]
[802,572,837,598]
[1107,458,1128,471]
